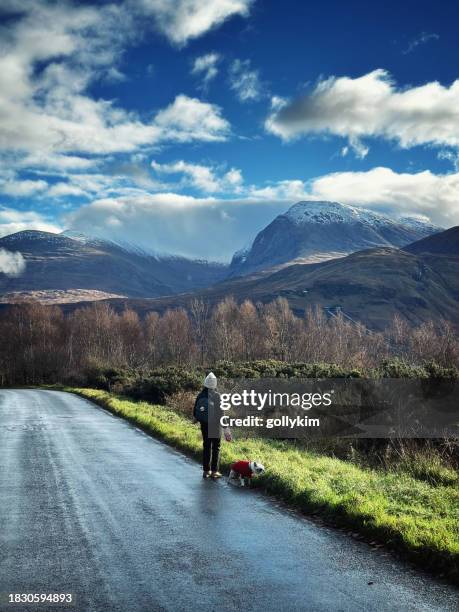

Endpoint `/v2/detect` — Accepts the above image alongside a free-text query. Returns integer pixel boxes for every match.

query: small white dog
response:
[229,460,265,487]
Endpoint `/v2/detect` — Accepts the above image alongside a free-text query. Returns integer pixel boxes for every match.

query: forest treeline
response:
[0,297,457,387]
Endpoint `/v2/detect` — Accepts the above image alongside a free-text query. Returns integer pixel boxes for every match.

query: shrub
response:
[126,366,202,404]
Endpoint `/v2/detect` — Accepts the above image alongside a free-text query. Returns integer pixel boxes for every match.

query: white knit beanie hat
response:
[204,372,217,389]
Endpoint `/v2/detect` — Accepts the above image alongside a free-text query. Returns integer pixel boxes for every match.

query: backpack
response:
[193,391,209,423]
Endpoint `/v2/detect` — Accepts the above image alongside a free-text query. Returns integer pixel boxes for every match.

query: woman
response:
[193,372,231,479]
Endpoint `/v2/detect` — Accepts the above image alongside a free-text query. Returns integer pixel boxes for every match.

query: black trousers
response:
[200,422,221,472]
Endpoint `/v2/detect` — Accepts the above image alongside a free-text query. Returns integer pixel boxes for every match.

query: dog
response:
[228,460,265,487]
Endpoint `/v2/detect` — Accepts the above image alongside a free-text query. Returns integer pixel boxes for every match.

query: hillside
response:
[403,225,459,255]
[68,248,459,331]
[0,231,227,301]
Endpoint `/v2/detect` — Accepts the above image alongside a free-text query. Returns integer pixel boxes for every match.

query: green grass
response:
[67,387,459,584]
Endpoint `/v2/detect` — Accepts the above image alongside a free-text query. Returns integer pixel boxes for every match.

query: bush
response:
[212,360,363,380]
[72,359,457,405]
[374,358,458,379]
[126,366,202,404]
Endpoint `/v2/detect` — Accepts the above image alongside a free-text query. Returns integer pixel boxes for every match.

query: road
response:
[0,389,457,612]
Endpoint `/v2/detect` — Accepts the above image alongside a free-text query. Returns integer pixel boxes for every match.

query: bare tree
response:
[190,299,210,365]
[0,297,457,386]
[157,308,196,365]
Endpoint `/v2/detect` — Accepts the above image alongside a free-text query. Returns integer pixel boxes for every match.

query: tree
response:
[157,309,196,365]
[190,299,210,364]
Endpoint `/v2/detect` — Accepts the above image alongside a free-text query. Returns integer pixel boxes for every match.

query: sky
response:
[0,0,459,261]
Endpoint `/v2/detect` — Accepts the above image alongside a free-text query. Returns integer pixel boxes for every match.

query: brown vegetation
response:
[0,297,457,386]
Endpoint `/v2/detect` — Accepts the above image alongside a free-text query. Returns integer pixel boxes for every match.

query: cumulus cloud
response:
[0,249,26,277]
[191,53,221,87]
[248,167,459,226]
[153,95,230,143]
[0,207,62,237]
[46,183,89,198]
[16,153,98,172]
[266,69,459,152]
[229,59,263,102]
[1,179,48,197]
[136,0,254,46]
[151,159,242,192]
[0,1,231,167]
[307,167,459,227]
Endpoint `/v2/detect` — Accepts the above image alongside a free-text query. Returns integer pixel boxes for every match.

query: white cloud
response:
[191,52,221,87]
[248,179,308,201]
[0,1,133,154]
[224,167,243,187]
[229,59,263,102]
[135,0,254,46]
[0,249,26,277]
[17,153,97,171]
[248,167,459,226]
[1,179,48,197]
[266,69,459,152]
[0,3,231,166]
[65,191,286,260]
[153,95,230,143]
[0,206,61,237]
[307,167,459,227]
[47,183,88,198]
[151,159,242,192]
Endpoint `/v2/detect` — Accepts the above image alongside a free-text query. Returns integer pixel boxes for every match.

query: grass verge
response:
[67,387,459,584]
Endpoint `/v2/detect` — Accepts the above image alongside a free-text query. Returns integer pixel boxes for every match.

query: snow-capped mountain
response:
[397,215,440,235]
[60,230,161,258]
[0,230,227,303]
[229,200,441,276]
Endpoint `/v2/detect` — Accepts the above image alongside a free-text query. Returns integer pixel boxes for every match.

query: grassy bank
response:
[68,387,459,584]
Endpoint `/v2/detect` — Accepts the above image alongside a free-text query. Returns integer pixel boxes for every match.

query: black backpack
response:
[193,390,209,423]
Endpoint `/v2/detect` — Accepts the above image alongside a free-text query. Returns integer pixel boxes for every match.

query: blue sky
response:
[0,0,458,261]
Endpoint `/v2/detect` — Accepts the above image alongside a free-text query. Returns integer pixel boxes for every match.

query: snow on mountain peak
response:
[61,229,163,259]
[283,201,392,227]
[397,215,439,232]
[61,230,91,243]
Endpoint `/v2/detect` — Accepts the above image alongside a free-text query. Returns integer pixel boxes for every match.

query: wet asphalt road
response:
[0,390,457,612]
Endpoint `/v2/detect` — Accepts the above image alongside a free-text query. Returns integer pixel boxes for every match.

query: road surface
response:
[0,389,457,612]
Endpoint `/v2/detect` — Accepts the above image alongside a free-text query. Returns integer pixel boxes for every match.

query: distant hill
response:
[72,247,459,331]
[229,201,441,276]
[0,230,227,302]
[403,226,459,256]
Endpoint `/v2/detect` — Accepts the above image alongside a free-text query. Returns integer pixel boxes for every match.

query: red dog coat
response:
[231,460,253,478]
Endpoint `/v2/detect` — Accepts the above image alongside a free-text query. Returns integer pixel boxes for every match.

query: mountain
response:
[0,230,227,303]
[78,247,459,331]
[229,201,441,276]
[403,226,459,256]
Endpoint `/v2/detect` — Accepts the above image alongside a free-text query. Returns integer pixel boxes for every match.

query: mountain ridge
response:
[0,230,228,302]
[230,200,441,277]
[62,226,459,331]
